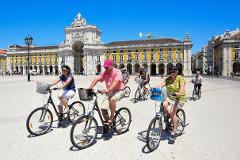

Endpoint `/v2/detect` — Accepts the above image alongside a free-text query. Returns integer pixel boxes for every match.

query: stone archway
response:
[167,63,174,75]
[20,66,23,75]
[142,63,148,72]
[34,65,37,71]
[158,63,164,75]
[134,63,140,73]
[176,63,183,75]
[49,66,53,75]
[233,62,240,73]
[96,64,101,75]
[39,65,43,75]
[127,63,133,75]
[72,41,84,74]
[44,65,48,75]
[119,63,125,69]
[114,63,118,68]
[150,63,157,75]
[55,65,58,75]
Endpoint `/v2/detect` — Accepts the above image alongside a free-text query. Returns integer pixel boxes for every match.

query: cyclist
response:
[158,66,187,139]
[121,68,130,84]
[89,59,125,128]
[191,70,203,96]
[49,65,76,122]
[136,66,150,89]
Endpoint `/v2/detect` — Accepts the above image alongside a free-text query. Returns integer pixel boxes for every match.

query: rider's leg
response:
[101,109,110,122]
[162,101,170,119]
[170,105,178,133]
[109,97,116,122]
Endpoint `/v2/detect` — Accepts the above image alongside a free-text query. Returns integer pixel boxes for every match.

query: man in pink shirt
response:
[89,59,125,127]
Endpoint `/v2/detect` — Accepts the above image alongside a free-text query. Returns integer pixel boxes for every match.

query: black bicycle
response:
[133,78,149,103]
[70,88,132,150]
[191,81,202,100]
[26,83,85,136]
[146,88,186,152]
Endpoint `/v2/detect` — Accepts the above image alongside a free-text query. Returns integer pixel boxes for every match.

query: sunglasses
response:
[62,69,67,72]
[104,67,109,70]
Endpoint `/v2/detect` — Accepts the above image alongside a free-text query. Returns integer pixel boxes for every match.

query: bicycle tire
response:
[198,89,201,99]
[68,101,85,123]
[70,115,98,149]
[146,117,163,152]
[114,107,131,134]
[26,107,53,136]
[134,89,140,103]
[124,86,131,97]
[176,109,186,136]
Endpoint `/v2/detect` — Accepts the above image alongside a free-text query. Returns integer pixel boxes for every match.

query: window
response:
[120,54,124,62]
[235,50,239,59]
[168,48,172,61]
[151,52,154,62]
[128,52,131,62]
[135,50,139,61]
[113,54,116,62]
[97,56,100,62]
[106,51,109,59]
[160,48,163,61]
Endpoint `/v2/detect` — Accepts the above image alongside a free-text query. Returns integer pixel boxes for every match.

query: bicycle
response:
[26,82,85,136]
[191,80,202,100]
[133,78,149,103]
[146,88,186,152]
[123,80,131,97]
[70,88,132,149]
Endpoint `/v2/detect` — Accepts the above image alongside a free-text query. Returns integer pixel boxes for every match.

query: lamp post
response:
[212,41,215,78]
[25,35,33,81]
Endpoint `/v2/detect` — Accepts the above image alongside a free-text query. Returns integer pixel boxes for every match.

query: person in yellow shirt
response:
[158,66,187,139]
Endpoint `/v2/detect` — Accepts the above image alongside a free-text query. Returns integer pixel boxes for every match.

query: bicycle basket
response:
[36,82,50,94]
[78,88,94,101]
[150,88,163,101]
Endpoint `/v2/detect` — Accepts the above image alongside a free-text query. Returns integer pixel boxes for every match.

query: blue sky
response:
[0,0,239,53]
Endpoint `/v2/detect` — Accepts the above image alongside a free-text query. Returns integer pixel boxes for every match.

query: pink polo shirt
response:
[96,68,125,91]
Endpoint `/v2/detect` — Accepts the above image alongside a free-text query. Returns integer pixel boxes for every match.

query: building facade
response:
[0,49,7,74]
[191,46,208,74]
[104,33,193,76]
[4,13,193,76]
[207,29,240,76]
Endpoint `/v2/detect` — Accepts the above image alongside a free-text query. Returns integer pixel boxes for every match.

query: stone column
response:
[164,63,167,76]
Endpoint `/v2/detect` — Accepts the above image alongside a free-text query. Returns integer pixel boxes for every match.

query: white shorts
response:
[58,90,75,105]
[166,97,184,109]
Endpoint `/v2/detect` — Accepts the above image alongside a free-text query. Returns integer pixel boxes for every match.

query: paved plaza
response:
[0,75,240,160]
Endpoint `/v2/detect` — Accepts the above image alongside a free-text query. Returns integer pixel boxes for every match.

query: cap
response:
[103,59,113,67]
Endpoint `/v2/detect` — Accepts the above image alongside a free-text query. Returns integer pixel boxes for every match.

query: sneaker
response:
[169,132,177,141]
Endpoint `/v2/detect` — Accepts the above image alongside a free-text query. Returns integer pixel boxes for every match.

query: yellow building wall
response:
[52,55,55,64]
[146,49,151,62]
[139,50,143,62]
[155,50,159,62]
[232,48,235,61]
[173,48,177,61]
[116,51,120,62]
[164,48,168,61]
[124,51,127,62]
[109,51,113,60]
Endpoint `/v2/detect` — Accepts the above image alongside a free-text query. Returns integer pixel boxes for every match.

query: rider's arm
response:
[89,73,104,89]
[49,77,61,86]
[175,80,185,96]
[107,79,119,93]
[143,73,150,83]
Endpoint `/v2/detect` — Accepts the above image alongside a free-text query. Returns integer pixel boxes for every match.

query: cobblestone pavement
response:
[0,75,240,160]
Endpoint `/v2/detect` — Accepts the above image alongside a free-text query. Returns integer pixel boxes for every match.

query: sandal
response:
[107,118,114,129]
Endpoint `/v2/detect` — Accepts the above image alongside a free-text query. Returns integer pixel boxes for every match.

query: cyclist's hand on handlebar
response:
[169,92,177,96]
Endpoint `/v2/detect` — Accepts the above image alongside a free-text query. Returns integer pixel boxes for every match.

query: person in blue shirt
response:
[50,65,76,120]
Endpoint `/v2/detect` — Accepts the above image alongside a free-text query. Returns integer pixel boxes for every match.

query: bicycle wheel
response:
[143,88,149,100]
[26,107,53,136]
[124,86,131,97]
[192,89,197,100]
[134,89,140,103]
[175,109,186,136]
[198,89,201,99]
[70,115,98,149]
[114,107,131,134]
[146,117,163,152]
[68,101,85,123]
